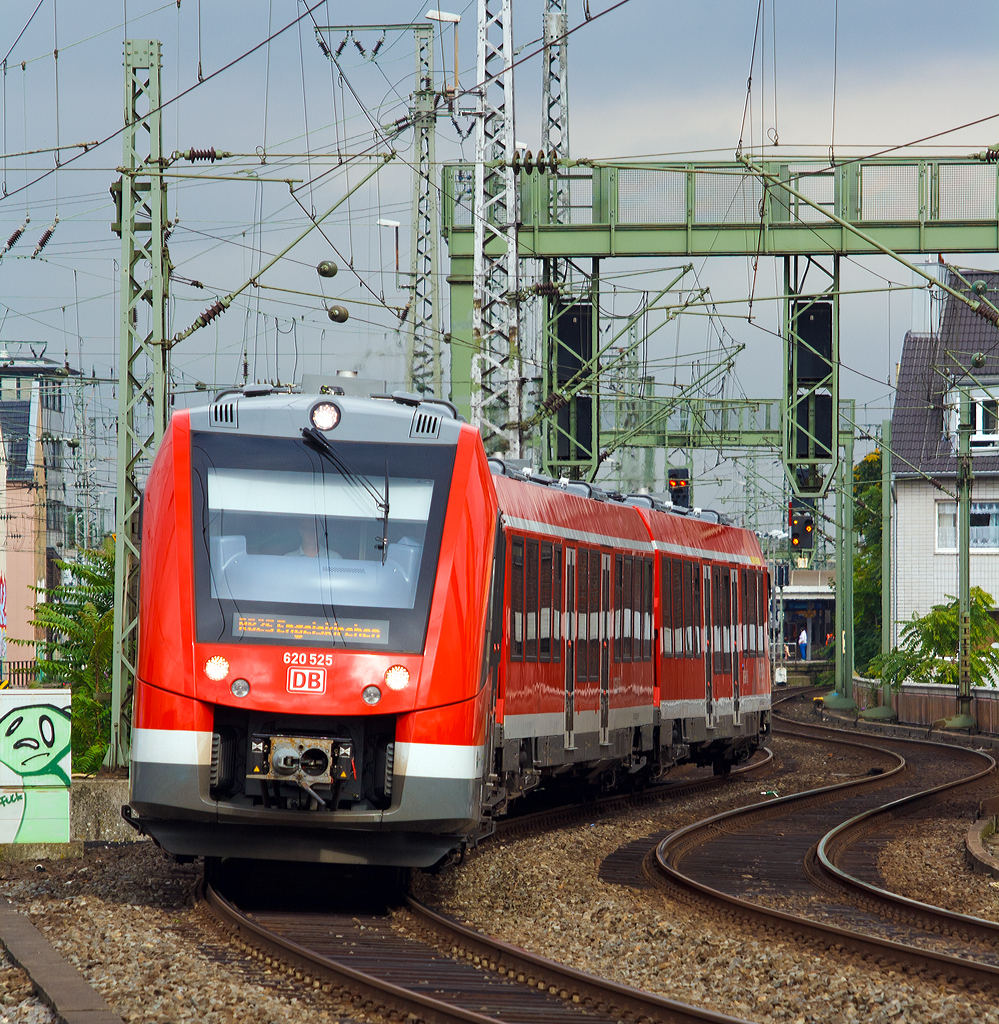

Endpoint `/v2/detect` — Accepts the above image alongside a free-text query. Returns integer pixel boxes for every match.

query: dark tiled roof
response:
[0,402,33,484]
[891,270,999,478]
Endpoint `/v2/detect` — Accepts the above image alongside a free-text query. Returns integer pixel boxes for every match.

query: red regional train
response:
[124,389,772,867]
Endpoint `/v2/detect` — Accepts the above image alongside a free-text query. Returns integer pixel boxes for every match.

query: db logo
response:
[287,666,327,694]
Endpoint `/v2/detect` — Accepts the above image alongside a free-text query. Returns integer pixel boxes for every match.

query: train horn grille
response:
[410,410,440,438]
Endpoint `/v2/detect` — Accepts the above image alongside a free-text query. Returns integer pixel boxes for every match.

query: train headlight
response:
[230,678,250,698]
[361,685,382,706]
[310,402,340,431]
[383,665,410,691]
[204,656,229,681]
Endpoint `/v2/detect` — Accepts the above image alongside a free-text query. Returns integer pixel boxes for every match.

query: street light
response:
[425,9,460,98]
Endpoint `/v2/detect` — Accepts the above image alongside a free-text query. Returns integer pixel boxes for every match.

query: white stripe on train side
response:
[132,727,213,765]
[393,742,484,780]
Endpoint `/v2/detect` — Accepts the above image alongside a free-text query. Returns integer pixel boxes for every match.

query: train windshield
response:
[191,432,455,652]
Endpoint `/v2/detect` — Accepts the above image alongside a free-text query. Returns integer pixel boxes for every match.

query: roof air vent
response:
[211,398,238,429]
[410,410,441,438]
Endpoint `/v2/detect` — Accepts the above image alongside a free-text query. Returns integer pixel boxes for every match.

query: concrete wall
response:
[70,778,139,843]
[893,476,999,637]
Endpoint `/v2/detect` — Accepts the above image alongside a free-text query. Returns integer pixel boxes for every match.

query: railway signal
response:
[668,468,690,508]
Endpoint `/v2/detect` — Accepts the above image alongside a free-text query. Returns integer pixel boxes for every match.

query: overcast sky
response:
[1,0,997,523]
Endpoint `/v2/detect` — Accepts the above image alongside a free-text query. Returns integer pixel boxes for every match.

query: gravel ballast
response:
[0,726,995,1023]
[412,736,999,1024]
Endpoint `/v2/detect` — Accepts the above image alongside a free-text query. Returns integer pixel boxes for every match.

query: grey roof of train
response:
[891,270,999,479]
[189,389,464,446]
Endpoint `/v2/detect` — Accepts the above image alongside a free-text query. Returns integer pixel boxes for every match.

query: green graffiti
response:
[0,704,72,844]
[0,704,72,787]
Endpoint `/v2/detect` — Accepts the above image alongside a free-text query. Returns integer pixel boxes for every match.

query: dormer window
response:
[946,386,999,452]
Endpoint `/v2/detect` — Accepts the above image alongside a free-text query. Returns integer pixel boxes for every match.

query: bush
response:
[18,538,115,772]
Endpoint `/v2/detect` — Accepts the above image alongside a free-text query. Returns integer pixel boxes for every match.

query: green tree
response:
[17,538,115,772]
[852,448,883,674]
[870,586,999,689]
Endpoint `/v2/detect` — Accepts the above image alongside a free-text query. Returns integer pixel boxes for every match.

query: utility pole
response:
[471,0,521,457]
[942,389,976,730]
[406,24,441,396]
[827,399,856,709]
[111,39,171,767]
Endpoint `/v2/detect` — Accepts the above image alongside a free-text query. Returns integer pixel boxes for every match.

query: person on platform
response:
[798,626,808,661]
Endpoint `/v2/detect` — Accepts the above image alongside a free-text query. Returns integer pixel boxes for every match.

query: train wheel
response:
[712,758,732,777]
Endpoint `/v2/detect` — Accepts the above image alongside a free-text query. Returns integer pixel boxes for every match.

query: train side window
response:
[553,546,562,662]
[741,570,749,654]
[632,556,642,662]
[749,569,757,655]
[692,562,702,658]
[622,556,633,662]
[643,558,653,661]
[712,566,723,674]
[675,561,683,655]
[721,568,732,673]
[576,548,589,682]
[540,542,553,662]
[589,549,601,682]
[661,556,673,658]
[526,539,539,661]
[758,571,767,656]
[614,555,623,662]
[511,538,524,661]
[682,560,694,657]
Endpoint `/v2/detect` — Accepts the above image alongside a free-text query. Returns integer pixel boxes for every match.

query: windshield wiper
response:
[301,428,390,563]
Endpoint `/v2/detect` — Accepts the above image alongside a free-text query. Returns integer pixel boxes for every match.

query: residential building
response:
[890,271,999,643]
[0,353,76,662]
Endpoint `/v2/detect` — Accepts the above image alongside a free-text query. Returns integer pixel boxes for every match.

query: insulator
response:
[31,217,58,259]
[353,38,366,58]
[335,36,347,57]
[371,36,385,58]
[2,217,28,256]
[534,281,560,297]
[327,305,349,324]
[317,260,338,278]
[187,148,217,163]
[199,300,226,326]
[983,149,999,165]
[315,34,331,58]
[397,299,411,323]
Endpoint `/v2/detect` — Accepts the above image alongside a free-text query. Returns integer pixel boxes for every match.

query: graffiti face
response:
[0,704,72,778]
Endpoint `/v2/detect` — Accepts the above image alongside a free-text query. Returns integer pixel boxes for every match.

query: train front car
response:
[127,391,498,867]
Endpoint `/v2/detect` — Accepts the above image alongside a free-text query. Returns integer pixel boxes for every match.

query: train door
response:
[711,565,734,704]
[702,564,713,719]
[564,547,576,750]
[600,553,611,745]
[731,571,741,724]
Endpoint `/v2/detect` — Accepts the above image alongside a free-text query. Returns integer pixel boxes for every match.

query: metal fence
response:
[3,660,38,688]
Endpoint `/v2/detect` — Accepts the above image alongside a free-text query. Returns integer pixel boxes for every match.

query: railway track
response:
[649,699,999,989]
[196,745,781,1024]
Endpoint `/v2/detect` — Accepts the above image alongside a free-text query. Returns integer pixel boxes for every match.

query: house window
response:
[937,501,999,550]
